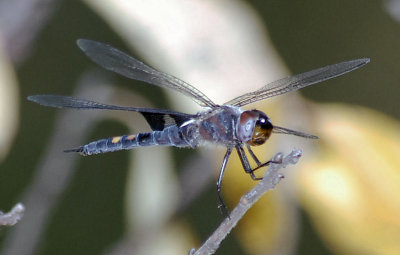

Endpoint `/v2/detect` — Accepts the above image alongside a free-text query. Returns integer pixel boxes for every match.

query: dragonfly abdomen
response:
[66,125,191,156]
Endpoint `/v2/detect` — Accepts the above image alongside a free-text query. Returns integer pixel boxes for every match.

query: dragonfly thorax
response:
[237,110,273,146]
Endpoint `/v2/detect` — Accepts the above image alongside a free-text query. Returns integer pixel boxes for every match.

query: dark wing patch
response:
[141,112,193,131]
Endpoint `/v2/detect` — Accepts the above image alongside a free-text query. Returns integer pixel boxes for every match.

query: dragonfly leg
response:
[246,144,261,165]
[217,147,233,217]
[236,145,262,180]
[246,145,276,177]
[237,145,281,180]
[250,156,282,173]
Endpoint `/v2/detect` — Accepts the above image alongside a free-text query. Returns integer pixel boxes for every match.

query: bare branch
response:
[0,203,25,226]
[189,149,302,255]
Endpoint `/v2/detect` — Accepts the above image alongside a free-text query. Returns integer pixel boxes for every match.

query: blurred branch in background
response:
[0,203,24,226]
[384,0,400,22]
[0,42,19,162]
[1,72,114,255]
[0,0,60,64]
[178,152,218,212]
[1,71,175,255]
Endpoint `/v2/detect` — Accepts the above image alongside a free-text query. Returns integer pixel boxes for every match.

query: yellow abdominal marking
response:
[127,135,136,140]
[112,136,122,144]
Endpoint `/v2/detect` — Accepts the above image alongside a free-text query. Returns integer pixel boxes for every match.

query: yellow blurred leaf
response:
[0,40,19,161]
[299,103,400,255]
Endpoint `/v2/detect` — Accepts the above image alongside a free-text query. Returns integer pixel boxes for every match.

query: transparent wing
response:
[28,94,161,112]
[272,125,318,139]
[224,58,370,107]
[27,95,195,130]
[77,39,217,107]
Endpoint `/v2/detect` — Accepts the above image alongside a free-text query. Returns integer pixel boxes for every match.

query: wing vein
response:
[77,39,216,107]
[224,58,370,107]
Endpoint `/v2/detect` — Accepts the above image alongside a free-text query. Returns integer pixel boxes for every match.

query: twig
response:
[0,203,25,226]
[189,149,302,255]
[0,0,60,63]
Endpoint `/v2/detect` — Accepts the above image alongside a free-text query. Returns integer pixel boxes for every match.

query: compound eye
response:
[248,115,273,146]
[237,111,257,143]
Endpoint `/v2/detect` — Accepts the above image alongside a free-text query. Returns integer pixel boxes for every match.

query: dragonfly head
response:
[237,110,273,146]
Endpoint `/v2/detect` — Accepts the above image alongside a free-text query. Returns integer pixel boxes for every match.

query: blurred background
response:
[0,0,399,254]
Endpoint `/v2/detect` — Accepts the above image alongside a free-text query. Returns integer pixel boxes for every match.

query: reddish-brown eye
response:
[248,111,273,146]
[237,111,258,143]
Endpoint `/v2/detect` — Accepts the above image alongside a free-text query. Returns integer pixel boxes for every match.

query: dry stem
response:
[190,149,302,255]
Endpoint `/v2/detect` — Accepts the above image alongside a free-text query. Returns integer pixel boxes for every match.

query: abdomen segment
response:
[65,126,191,156]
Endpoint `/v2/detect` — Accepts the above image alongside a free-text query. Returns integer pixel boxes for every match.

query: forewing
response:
[77,39,216,107]
[28,95,194,131]
[28,94,130,110]
[224,58,370,107]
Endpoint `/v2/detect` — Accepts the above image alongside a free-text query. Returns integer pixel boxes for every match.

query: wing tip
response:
[27,95,47,105]
[356,57,370,65]
[27,95,36,102]
[76,38,91,51]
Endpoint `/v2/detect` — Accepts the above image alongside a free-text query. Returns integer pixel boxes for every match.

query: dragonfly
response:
[28,39,369,213]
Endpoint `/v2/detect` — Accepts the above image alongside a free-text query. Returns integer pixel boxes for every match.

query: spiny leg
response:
[252,158,277,171]
[216,147,233,217]
[245,145,277,177]
[235,145,262,180]
[246,144,261,165]
[247,146,284,173]
[238,145,281,180]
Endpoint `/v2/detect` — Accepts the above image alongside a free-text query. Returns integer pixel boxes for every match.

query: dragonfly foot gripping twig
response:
[189,149,302,255]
